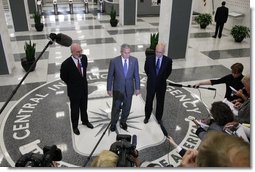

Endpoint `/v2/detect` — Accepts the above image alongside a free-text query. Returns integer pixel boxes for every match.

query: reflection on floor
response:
[0,2,250,167]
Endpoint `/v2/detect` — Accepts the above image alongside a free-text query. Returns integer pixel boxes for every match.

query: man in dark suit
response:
[60,43,94,135]
[107,44,140,132]
[144,43,172,124]
[212,1,228,38]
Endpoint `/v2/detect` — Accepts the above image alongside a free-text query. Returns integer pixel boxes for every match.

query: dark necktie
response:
[156,58,160,75]
[77,59,82,75]
[124,59,128,77]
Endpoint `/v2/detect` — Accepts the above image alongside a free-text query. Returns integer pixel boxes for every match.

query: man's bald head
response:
[155,43,166,57]
[70,43,83,58]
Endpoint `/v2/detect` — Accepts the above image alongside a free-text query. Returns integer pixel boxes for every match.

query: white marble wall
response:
[119,0,137,26]
[158,0,172,55]
[25,0,32,30]
[0,0,15,74]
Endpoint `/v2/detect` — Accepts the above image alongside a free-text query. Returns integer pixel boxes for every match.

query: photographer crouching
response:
[15,145,62,167]
[91,134,139,167]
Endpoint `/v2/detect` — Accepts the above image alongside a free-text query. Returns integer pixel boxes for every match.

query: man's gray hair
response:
[121,44,131,51]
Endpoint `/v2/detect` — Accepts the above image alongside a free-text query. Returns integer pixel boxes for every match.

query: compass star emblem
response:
[89,101,144,137]
[72,95,164,156]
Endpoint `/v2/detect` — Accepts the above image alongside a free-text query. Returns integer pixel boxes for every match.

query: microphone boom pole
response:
[0,40,54,115]
[168,82,216,91]
[0,33,72,115]
[83,121,111,167]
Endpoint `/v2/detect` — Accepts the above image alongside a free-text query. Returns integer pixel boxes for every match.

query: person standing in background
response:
[60,43,94,135]
[107,44,140,132]
[212,1,229,38]
[144,43,172,124]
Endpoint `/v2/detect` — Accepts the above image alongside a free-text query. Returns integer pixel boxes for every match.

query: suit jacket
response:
[144,55,172,91]
[215,6,228,23]
[60,55,88,99]
[107,56,140,95]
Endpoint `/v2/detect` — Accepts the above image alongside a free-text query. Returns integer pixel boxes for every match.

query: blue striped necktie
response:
[124,59,128,77]
[156,58,160,75]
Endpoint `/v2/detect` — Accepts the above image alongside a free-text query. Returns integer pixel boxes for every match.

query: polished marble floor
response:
[0,2,251,167]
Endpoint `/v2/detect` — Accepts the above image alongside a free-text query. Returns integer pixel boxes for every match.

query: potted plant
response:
[145,32,159,57]
[21,40,36,72]
[230,25,250,43]
[110,6,118,27]
[33,11,44,31]
[194,13,212,29]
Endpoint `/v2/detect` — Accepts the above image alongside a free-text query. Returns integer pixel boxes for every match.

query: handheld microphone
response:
[207,87,216,91]
[49,33,73,47]
[168,82,216,91]
[168,82,183,87]
[160,123,168,137]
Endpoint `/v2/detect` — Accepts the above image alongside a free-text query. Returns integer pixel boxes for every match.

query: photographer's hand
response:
[127,154,141,167]
[179,149,198,167]
[51,161,59,167]
[233,101,242,109]
[167,136,178,148]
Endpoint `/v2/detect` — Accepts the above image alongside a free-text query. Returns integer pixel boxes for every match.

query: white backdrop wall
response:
[192,0,250,30]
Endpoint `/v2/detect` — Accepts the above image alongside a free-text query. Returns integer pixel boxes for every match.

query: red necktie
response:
[77,59,82,74]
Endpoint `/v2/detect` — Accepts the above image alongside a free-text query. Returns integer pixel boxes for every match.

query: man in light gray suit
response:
[107,44,140,132]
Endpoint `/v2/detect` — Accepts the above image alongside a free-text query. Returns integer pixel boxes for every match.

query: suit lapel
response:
[69,56,77,71]
[70,56,83,76]
[117,56,125,77]
[80,56,87,76]
[153,56,157,74]
[126,57,132,77]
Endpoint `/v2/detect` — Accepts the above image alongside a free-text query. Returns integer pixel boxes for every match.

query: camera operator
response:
[90,134,139,167]
[90,150,119,167]
[91,148,143,167]
[109,134,138,167]
[15,145,62,167]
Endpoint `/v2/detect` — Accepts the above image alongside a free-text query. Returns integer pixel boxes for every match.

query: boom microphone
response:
[160,123,168,137]
[49,33,72,47]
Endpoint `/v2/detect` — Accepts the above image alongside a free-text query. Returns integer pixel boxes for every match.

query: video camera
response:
[109,134,138,167]
[15,145,62,167]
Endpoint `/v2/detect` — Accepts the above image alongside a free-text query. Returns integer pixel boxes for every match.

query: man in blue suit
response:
[107,44,140,131]
[144,43,172,124]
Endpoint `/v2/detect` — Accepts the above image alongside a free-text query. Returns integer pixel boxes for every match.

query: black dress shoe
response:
[212,35,216,38]
[120,122,127,130]
[144,118,149,124]
[82,122,94,129]
[110,125,116,132]
[73,128,80,135]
